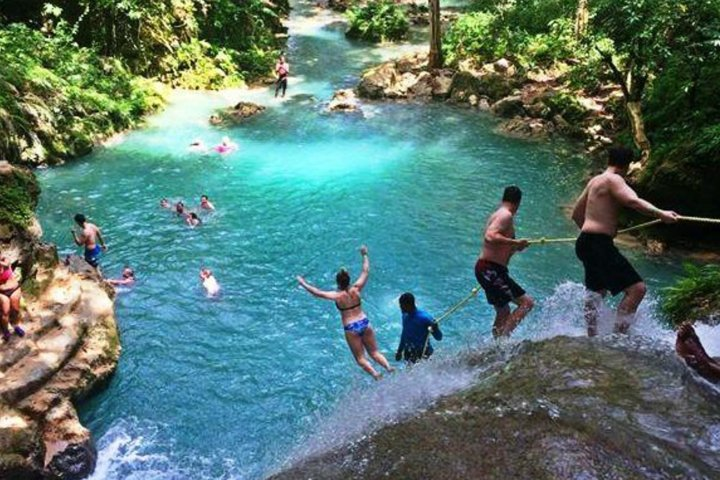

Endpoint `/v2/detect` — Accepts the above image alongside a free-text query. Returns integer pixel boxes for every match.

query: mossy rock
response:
[272,336,720,479]
[0,162,40,231]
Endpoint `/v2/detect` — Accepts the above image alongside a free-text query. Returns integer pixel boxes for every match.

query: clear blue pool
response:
[35,2,683,478]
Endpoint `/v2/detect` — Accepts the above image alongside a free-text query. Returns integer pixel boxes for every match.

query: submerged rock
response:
[271,336,720,479]
[211,101,266,126]
[327,89,360,113]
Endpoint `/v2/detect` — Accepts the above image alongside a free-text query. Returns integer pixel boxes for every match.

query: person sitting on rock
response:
[200,195,215,211]
[395,292,442,363]
[676,322,720,383]
[107,266,136,287]
[186,212,202,228]
[200,268,220,296]
[0,255,25,342]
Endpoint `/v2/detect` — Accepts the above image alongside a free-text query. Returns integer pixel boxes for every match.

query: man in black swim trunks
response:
[475,186,534,338]
[572,146,678,336]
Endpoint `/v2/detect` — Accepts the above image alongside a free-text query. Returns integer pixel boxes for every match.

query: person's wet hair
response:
[608,146,635,168]
[399,292,416,313]
[201,195,208,201]
[336,269,350,290]
[502,186,522,205]
[74,213,86,225]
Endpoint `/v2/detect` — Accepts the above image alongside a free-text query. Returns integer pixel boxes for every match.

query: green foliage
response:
[0,169,40,229]
[544,92,588,123]
[443,12,506,65]
[520,19,578,67]
[160,39,245,90]
[0,23,164,164]
[346,0,410,43]
[662,264,720,325]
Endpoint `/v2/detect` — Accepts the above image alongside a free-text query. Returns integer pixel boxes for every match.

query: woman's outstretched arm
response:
[353,245,370,290]
[297,276,340,300]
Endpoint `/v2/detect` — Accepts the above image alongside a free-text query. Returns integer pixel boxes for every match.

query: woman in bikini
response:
[297,245,394,380]
[0,255,25,342]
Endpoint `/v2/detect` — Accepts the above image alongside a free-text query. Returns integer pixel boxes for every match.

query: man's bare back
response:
[481,207,519,267]
[81,223,101,249]
[573,169,678,235]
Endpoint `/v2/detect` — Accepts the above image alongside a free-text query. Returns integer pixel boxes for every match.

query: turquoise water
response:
[35,2,683,478]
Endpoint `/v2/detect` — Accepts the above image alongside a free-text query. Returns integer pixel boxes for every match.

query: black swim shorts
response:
[474,259,526,308]
[575,232,643,296]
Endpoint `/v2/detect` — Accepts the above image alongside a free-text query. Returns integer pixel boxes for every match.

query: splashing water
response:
[33,0,691,478]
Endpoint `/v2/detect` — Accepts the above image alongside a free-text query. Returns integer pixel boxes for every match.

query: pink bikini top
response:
[0,266,13,283]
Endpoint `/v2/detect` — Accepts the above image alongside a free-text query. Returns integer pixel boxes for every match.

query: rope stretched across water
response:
[527,215,720,245]
[420,285,483,359]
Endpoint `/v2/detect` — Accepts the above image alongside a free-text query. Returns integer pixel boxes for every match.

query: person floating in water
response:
[675,322,720,383]
[297,245,394,380]
[175,201,189,219]
[160,198,171,209]
[274,53,289,98]
[107,266,136,287]
[71,213,107,270]
[395,292,442,363]
[214,136,237,154]
[189,139,207,153]
[475,186,534,338]
[186,212,202,228]
[0,255,25,342]
[200,268,220,296]
[200,195,215,211]
[572,146,678,336]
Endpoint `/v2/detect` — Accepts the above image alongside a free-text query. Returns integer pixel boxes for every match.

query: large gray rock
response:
[492,95,526,118]
[327,89,360,113]
[271,336,720,479]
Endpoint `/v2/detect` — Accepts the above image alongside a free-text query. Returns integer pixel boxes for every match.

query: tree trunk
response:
[626,100,651,164]
[428,0,443,69]
[574,0,589,39]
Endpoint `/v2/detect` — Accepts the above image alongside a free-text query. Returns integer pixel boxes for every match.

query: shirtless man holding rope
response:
[475,186,534,338]
[572,146,678,336]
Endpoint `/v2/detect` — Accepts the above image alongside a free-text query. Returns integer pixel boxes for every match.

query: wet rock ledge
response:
[0,162,120,480]
[271,336,720,480]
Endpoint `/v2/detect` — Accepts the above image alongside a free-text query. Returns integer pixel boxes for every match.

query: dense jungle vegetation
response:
[441,0,720,225]
[0,0,289,165]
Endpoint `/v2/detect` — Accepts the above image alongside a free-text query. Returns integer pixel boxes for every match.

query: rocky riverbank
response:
[0,162,120,479]
[271,335,720,479]
[353,52,621,157]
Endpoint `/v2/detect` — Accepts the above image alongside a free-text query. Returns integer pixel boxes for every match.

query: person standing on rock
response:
[275,53,289,98]
[572,146,678,336]
[71,214,107,270]
[475,186,534,338]
[0,255,25,342]
[297,245,395,380]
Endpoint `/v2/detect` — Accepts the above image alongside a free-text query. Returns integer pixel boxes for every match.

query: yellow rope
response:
[419,285,482,359]
[527,215,720,245]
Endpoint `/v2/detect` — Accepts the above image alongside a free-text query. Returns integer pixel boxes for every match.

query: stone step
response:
[0,317,86,405]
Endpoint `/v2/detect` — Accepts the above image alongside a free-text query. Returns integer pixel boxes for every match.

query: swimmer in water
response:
[200,268,220,296]
[214,136,237,154]
[297,245,394,380]
[186,212,202,228]
[160,198,170,209]
[189,139,207,153]
[200,195,215,211]
[107,266,136,287]
[176,202,189,219]
[676,322,720,383]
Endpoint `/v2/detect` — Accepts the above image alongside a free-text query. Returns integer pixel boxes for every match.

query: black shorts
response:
[474,259,526,308]
[575,232,643,296]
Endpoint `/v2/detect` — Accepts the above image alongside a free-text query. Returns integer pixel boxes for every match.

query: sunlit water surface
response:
[34,2,701,478]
